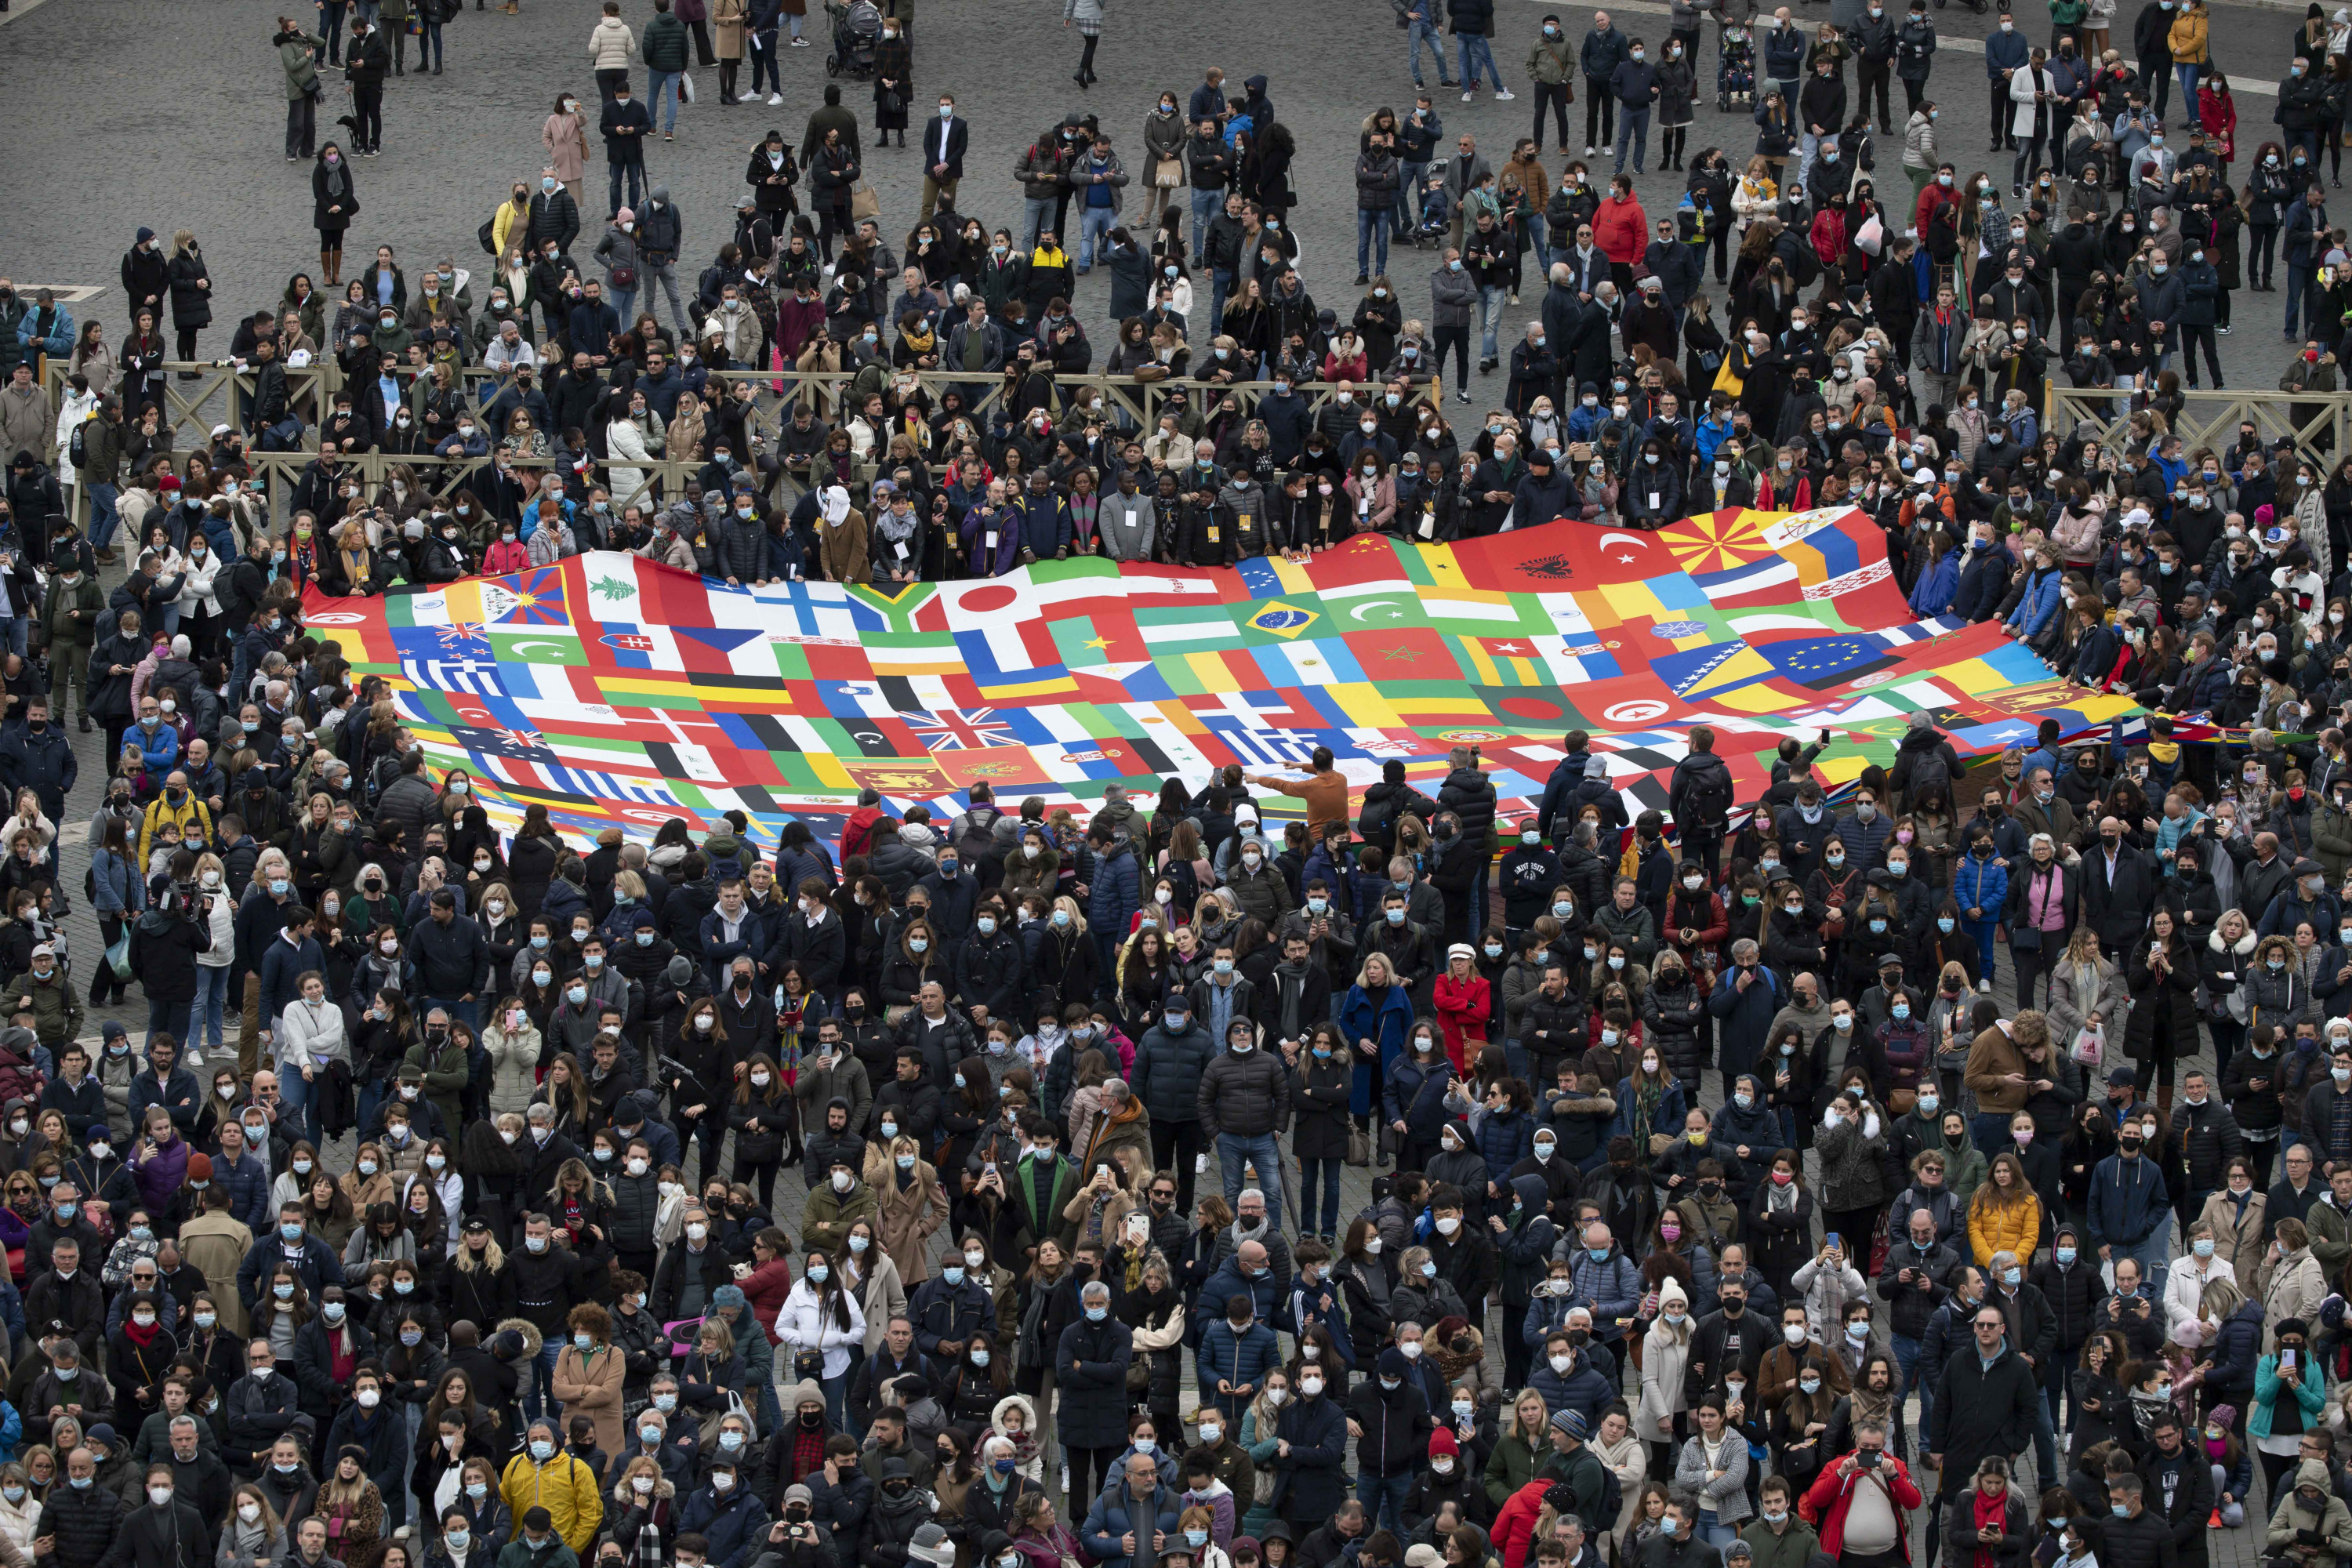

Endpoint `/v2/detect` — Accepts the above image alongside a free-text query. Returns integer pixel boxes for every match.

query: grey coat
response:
[278,29,325,97]
[1429,263,1479,328]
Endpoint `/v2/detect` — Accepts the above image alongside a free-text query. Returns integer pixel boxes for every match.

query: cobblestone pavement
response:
[0,0,2307,1548]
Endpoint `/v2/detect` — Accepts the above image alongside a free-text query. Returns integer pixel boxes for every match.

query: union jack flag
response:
[899,708,1021,751]
[436,622,489,652]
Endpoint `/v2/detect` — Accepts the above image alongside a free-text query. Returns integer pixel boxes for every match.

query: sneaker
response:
[1461,89,1474,101]
[2219,324,2231,335]
[1454,389,1472,402]
[1494,88,1514,99]
[1584,143,1595,155]
[789,34,811,44]
[1978,977,1994,994]
[2208,1512,2223,1530]
[768,92,784,104]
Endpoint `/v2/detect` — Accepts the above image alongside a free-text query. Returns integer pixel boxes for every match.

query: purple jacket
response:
[960,506,1021,577]
[129,1131,190,1210]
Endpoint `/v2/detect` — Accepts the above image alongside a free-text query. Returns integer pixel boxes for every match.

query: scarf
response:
[1972,1488,2009,1568]
[123,1315,162,1349]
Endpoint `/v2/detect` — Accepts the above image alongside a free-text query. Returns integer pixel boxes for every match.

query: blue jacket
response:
[88,848,141,920]
[2085,1150,2170,1249]
[1194,1318,1282,1419]
[1984,25,2028,76]
[1606,1075,1687,1147]
[1951,546,2009,624]
[215,1149,273,1234]
[1526,1351,1617,1426]
[1087,840,1142,946]
[1476,1106,1536,1192]
[2005,564,2065,637]
[679,1483,770,1568]
[133,720,180,774]
[1908,548,1961,615]
[1341,982,1419,1119]
[1269,1389,1351,1520]
[1952,853,2009,921]
[1385,1056,1457,1142]
[1080,1480,1183,1566]
[1566,1243,1644,1340]
[1014,493,1070,561]
[1193,1260,1281,1347]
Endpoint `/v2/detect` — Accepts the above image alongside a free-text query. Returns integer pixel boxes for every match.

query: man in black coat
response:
[2133,1410,2213,1568]
[1926,1302,2039,1501]
[2082,816,2161,956]
[342,16,391,154]
[42,1443,125,1568]
[2092,1471,2179,1568]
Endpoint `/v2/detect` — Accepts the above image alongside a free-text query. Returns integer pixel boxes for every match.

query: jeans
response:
[1968,917,1999,984]
[87,483,121,550]
[1357,209,1392,276]
[1210,267,1234,333]
[1893,1333,1926,1448]
[1409,18,1448,83]
[1215,1131,1286,1229]
[1458,33,1502,90]
[528,1338,563,1427]
[1396,160,1426,228]
[1023,196,1058,250]
[2107,1217,2173,1301]
[1477,283,1508,361]
[318,0,345,60]
[1078,203,1117,270]
[279,1064,318,1145]
[1301,1155,1344,1238]
[1189,187,1219,260]
[185,966,230,1062]
[608,158,644,217]
[608,284,638,330]
[419,17,441,67]
[648,67,681,132]
[1359,1471,1414,1535]
[2027,1359,2060,1484]
[1970,1111,2015,1155]
[285,92,318,158]
[2174,61,2200,107]
[2287,261,2316,336]
[1614,103,1651,173]
[644,263,688,336]
[750,32,781,93]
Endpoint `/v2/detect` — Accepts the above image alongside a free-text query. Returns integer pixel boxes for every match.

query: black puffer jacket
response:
[43,1477,127,1566]
[1640,965,1708,1091]
[1439,766,1498,855]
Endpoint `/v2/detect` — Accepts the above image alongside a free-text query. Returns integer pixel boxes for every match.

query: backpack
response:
[1158,850,1200,916]
[954,804,1002,866]
[477,214,500,256]
[1590,1454,1624,1532]
[67,419,86,470]
[1680,760,1733,832]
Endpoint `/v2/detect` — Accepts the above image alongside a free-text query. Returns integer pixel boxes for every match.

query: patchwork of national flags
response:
[299,510,2150,851]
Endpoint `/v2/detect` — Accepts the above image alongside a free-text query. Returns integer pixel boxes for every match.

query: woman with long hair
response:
[777,1244,866,1429]
[1967,1150,2043,1271]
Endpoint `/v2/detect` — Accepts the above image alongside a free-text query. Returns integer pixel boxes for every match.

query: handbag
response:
[1346,1120,1373,1167]
[104,925,131,981]
[1154,154,1183,188]
[680,70,696,103]
[851,181,882,220]
[610,263,637,287]
[697,1386,754,1447]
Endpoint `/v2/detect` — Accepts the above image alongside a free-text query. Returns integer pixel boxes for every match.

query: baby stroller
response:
[1407,157,1452,247]
[1718,24,1755,110]
[824,0,881,78]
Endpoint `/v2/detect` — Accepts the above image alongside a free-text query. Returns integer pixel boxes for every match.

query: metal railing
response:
[2045,385,2351,469]
[58,359,1440,525]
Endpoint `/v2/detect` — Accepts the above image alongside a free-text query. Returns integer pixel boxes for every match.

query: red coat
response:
[1434,971,1492,1071]
[1911,180,1960,238]
[739,1256,795,1343]
[1592,193,1651,264]
[1491,1479,1552,1568]
[2198,83,2237,162]
[1798,1453,1925,1557]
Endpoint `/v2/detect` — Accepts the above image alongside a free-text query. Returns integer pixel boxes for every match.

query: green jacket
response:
[1740,1516,1820,1568]
[2315,800,2352,883]
[1527,36,1577,84]
[495,1540,580,1568]
[1483,1430,1552,1508]
[642,13,692,70]
[77,413,122,487]
[42,572,101,648]
[0,970,84,1051]
[800,1178,880,1257]
[276,28,323,99]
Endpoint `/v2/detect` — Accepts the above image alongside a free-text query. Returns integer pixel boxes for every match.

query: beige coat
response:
[874,1163,950,1285]
[2266,1246,2328,1351]
[816,510,870,583]
[587,16,637,70]
[551,1341,626,1456]
[181,1210,256,1338]
[544,111,591,181]
[2195,1189,2269,1296]
[714,0,747,59]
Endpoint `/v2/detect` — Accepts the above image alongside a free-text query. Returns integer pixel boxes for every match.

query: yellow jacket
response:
[1967,1189,2044,1269]
[501,1450,604,1554]
[492,197,532,263]
[2168,6,2209,64]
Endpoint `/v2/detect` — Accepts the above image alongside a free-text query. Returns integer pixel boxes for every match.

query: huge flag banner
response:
[301,510,2146,851]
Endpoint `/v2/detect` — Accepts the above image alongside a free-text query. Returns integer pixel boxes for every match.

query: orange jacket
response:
[1592,193,1651,264]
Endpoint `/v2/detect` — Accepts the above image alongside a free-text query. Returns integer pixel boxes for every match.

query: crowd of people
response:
[9,4,2352,1568]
